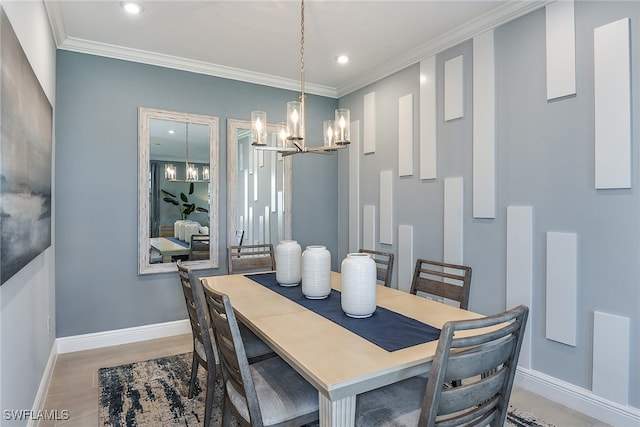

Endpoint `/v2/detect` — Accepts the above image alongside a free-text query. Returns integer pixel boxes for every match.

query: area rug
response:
[98,353,555,427]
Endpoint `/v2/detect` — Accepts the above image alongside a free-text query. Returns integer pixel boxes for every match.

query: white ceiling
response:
[44,0,550,98]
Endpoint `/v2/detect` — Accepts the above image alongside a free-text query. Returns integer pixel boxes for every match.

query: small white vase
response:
[340,253,377,318]
[275,240,301,286]
[301,245,331,299]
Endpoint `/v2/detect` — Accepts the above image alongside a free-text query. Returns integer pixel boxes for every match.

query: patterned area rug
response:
[98,353,555,427]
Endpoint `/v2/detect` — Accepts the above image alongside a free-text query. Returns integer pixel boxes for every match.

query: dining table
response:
[202,271,486,427]
[150,237,190,262]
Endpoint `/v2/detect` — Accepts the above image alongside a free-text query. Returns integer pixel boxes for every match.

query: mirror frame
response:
[227,119,292,249]
[138,107,220,274]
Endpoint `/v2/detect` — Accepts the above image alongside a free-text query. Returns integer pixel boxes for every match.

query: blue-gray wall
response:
[55,51,340,337]
[338,1,638,409]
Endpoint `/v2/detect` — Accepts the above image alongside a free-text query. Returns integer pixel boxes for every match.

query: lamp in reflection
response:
[165,122,209,183]
[250,0,350,156]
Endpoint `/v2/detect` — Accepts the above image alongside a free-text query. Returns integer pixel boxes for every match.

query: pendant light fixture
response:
[165,122,208,182]
[251,0,350,156]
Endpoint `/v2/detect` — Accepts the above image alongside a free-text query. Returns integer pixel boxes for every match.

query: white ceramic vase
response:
[340,253,377,318]
[275,240,302,286]
[301,245,331,299]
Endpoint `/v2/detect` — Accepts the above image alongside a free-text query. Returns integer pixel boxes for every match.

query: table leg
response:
[319,393,356,427]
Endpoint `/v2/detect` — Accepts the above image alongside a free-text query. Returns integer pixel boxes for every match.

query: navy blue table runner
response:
[167,237,189,247]
[245,272,441,352]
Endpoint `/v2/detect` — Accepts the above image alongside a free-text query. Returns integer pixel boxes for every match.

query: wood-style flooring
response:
[38,334,611,426]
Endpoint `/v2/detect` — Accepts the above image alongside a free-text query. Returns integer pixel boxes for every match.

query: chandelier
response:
[165,122,210,182]
[251,0,350,156]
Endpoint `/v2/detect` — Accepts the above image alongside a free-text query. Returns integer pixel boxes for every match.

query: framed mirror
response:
[138,107,219,274]
[227,119,291,250]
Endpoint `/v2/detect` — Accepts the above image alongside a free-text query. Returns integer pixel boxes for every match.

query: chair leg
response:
[189,351,198,399]
[203,365,216,427]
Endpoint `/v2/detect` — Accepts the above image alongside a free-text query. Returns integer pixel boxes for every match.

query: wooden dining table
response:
[202,271,485,427]
[150,237,190,262]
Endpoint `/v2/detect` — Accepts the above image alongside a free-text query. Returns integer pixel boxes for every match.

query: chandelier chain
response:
[299,0,305,101]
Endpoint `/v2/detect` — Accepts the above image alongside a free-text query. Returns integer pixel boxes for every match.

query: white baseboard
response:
[516,367,640,427]
[56,319,191,354]
[28,342,58,427]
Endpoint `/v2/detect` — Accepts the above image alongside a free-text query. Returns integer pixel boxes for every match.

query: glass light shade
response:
[335,109,350,145]
[277,122,288,148]
[251,111,267,146]
[165,164,176,180]
[202,166,210,181]
[186,163,199,181]
[287,101,304,140]
[323,120,335,147]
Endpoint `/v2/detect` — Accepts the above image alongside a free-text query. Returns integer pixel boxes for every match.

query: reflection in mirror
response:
[138,108,219,274]
[227,119,291,251]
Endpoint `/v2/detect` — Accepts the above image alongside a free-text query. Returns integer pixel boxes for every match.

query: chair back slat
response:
[189,234,210,261]
[228,244,276,274]
[358,249,394,287]
[410,259,472,309]
[419,305,529,427]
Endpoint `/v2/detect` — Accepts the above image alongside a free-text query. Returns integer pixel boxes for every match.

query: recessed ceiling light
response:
[168,130,176,134]
[121,1,143,15]
[336,55,349,65]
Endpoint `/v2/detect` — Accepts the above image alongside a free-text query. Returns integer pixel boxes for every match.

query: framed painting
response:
[0,8,53,285]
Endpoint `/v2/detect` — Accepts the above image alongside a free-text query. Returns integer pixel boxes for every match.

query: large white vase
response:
[340,253,377,318]
[275,240,301,286]
[301,245,331,299]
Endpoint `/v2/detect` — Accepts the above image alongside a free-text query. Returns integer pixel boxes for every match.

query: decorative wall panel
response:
[546,0,576,100]
[593,311,630,405]
[362,205,376,252]
[398,94,414,177]
[419,57,437,180]
[546,232,577,346]
[594,18,631,189]
[364,92,376,154]
[472,30,496,219]
[379,170,393,244]
[443,177,463,264]
[398,225,413,293]
[349,121,361,253]
[444,55,464,121]
[506,206,533,368]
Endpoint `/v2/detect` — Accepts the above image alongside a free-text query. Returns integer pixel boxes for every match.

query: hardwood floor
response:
[39,334,610,426]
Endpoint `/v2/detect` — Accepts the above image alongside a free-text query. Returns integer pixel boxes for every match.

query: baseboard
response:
[27,342,58,427]
[516,367,640,427]
[56,319,191,354]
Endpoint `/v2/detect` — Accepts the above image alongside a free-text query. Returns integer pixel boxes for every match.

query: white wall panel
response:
[593,311,630,405]
[398,94,414,177]
[379,170,393,245]
[546,0,576,100]
[364,92,376,154]
[444,55,464,121]
[362,205,375,252]
[594,18,631,189]
[472,31,496,219]
[506,206,533,368]
[348,121,361,253]
[419,57,437,180]
[270,154,276,212]
[546,232,577,346]
[443,177,463,264]
[398,225,413,293]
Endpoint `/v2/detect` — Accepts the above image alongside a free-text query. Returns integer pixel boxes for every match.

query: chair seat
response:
[226,356,320,426]
[355,376,427,427]
[195,326,272,365]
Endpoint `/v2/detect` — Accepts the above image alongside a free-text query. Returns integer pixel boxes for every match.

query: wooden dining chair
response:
[158,224,174,237]
[358,248,395,287]
[410,258,472,309]
[177,261,276,427]
[355,305,529,426]
[188,234,209,261]
[228,243,276,274]
[202,286,319,427]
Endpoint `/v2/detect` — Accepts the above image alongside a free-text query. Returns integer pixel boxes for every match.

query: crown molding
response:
[45,0,551,100]
[336,0,553,97]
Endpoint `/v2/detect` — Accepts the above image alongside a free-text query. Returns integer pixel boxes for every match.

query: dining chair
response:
[158,224,174,237]
[358,248,395,287]
[228,243,276,274]
[410,258,472,309]
[189,234,210,261]
[355,305,529,426]
[177,261,276,427]
[202,286,319,427]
